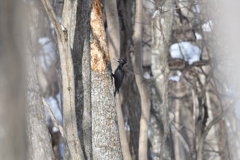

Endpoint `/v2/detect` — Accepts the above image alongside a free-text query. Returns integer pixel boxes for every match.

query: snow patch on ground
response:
[202,20,213,32]
[144,71,151,79]
[170,42,201,65]
[195,33,202,40]
[169,71,182,82]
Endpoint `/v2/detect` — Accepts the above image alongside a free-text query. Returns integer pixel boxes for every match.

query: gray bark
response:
[90,0,123,159]
[26,5,55,160]
[61,0,93,159]
[105,0,120,69]
[25,2,55,160]
[41,0,85,159]
[118,1,141,159]
[132,0,151,159]
[91,66,123,159]
[151,0,174,158]
[26,40,55,160]
[0,0,26,159]
[105,0,131,159]
[173,82,188,160]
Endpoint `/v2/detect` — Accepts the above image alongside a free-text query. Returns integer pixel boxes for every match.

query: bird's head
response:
[117,59,126,66]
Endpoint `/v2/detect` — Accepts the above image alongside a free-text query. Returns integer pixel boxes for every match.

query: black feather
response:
[112,59,126,96]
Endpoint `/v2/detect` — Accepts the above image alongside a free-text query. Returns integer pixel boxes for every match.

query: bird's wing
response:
[114,68,124,88]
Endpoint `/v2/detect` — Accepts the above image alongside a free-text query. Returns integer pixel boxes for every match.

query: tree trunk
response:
[105,0,131,159]
[26,38,55,160]
[131,0,150,159]
[61,0,93,159]
[118,1,141,159]
[25,5,54,160]
[151,0,174,158]
[90,0,123,159]
[0,0,26,159]
[41,0,85,159]
[25,2,55,159]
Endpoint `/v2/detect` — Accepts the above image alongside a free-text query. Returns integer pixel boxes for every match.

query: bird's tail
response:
[114,89,119,97]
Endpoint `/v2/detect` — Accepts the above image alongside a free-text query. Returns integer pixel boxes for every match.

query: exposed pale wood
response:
[90,0,123,159]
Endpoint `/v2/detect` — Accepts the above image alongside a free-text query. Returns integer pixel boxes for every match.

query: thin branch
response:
[41,0,64,42]
[42,97,65,138]
[172,122,191,152]
[41,0,84,159]
[203,96,240,139]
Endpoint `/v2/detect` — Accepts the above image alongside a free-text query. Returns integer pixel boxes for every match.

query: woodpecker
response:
[112,59,126,96]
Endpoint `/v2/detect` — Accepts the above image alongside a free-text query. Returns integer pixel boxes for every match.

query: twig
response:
[41,0,64,41]
[202,96,240,139]
[172,122,191,152]
[42,97,65,138]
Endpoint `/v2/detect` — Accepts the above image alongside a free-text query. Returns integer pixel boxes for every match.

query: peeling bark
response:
[90,0,123,159]
[90,0,110,73]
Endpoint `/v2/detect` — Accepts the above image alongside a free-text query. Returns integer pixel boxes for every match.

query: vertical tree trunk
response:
[25,2,55,159]
[41,0,85,159]
[61,0,93,159]
[0,0,26,159]
[105,0,131,159]
[132,0,150,159]
[105,0,120,69]
[26,39,55,160]
[173,82,181,160]
[90,0,123,159]
[118,1,141,159]
[151,0,174,158]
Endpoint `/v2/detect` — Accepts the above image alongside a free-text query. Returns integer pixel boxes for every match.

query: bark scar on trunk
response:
[90,0,110,73]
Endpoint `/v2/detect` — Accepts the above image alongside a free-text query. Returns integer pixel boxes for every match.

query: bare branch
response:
[203,96,240,139]
[41,0,84,159]
[41,0,64,41]
[42,97,65,138]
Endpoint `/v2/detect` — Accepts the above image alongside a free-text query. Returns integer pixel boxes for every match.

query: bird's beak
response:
[117,59,120,62]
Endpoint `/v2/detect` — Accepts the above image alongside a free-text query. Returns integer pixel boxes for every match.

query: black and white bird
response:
[112,59,126,96]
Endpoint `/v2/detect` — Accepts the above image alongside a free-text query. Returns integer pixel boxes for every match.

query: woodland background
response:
[1,0,240,160]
